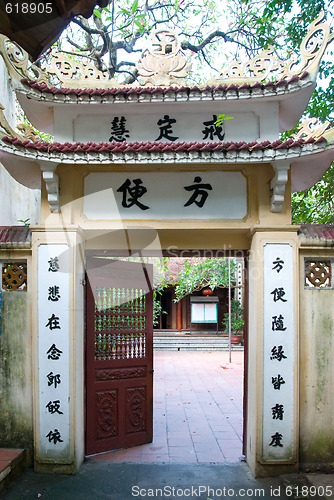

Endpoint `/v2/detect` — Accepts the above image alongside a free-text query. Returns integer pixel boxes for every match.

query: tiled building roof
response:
[19,72,310,103]
[0,226,31,248]
[1,135,326,159]
[298,224,334,241]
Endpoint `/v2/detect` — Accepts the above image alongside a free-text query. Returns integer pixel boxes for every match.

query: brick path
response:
[90,350,244,464]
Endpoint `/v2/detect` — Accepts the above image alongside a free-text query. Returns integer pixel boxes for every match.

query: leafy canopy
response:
[172,258,237,302]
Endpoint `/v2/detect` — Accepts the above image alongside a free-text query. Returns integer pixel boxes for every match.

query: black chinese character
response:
[48,257,59,273]
[271,287,287,302]
[272,314,287,331]
[184,176,213,208]
[272,257,284,273]
[117,178,149,210]
[46,429,64,444]
[271,403,284,420]
[156,115,178,141]
[48,286,61,302]
[202,115,225,141]
[47,372,61,388]
[269,432,283,447]
[272,374,286,390]
[46,400,63,415]
[46,344,63,360]
[270,345,287,362]
[109,116,130,142]
[46,313,61,330]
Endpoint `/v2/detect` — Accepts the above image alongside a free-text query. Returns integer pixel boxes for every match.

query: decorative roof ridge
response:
[298,223,334,244]
[19,72,310,99]
[0,225,32,248]
[2,135,327,153]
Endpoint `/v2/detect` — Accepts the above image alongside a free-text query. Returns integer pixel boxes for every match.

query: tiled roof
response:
[298,224,334,241]
[0,226,31,248]
[19,72,310,103]
[1,136,325,155]
[1,135,329,167]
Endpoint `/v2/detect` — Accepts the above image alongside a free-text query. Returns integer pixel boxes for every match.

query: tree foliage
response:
[248,0,334,224]
[291,164,334,224]
[52,0,319,83]
[173,258,237,302]
[222,298,244,332]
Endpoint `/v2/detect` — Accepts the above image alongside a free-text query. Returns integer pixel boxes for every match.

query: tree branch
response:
[181,30,234,52]
[72,17,105,36]
[66,36,89,52]
[116,61,136,70]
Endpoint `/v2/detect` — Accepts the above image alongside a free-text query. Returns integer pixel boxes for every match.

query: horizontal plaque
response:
[83,171,249,221]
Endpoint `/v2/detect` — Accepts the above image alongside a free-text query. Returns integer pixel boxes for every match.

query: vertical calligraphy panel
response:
[262,243,295,461]
[37,245,70,460]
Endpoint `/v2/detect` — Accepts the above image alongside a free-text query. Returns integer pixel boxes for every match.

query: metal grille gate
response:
[85,258,153,455]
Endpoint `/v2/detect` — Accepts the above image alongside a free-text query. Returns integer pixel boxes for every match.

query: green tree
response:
[245,0,334,224]
[173,258,237,302]
[50,0,332,83]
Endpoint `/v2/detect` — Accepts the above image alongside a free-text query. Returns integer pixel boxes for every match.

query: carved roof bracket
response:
[0,35,48,85]
[270,161,290,213]
[0,103,24,140]
[210,11,334,86]
[39,161,60,213]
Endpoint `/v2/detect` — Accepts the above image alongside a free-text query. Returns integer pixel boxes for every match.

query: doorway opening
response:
[85,251,248,464]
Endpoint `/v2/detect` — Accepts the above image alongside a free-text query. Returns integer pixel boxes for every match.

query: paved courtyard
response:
[89,350,244,465]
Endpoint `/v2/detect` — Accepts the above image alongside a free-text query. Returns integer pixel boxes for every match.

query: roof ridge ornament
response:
[292,118,331,141]
[17,122,38,141]
[45,53,120,89]
[209,11,334,85]
[0,103,24,140]
[136,29,191,87]
[0,35,48,84]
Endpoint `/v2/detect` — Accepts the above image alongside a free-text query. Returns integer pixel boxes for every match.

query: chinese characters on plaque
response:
[108,114,226,144]
[38,245,70,459]
[83,171,248,221]
[262,244,295,461]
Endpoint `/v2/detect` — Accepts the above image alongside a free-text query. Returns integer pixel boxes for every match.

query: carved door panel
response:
[85,258,153,455]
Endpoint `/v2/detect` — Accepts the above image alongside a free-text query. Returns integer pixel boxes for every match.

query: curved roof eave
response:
[0,135,333,191]
[0,149,41,189]
[15,72,315,137]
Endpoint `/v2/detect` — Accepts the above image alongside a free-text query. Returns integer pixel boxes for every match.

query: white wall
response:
[0,162,40,225]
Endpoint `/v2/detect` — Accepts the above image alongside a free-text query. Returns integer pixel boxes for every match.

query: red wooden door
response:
[85,257,153,455]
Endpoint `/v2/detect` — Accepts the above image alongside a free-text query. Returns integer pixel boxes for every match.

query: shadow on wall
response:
[0,163,40,225]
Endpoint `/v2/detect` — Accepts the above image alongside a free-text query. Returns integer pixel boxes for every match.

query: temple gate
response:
[0,14,333,478]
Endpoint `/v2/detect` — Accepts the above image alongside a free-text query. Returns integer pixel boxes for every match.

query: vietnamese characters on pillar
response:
[262,243,295,461]
[37,245,71,459]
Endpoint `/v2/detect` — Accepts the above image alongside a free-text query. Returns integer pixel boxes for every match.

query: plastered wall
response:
[0,264,33,460]
[299,249,334,471]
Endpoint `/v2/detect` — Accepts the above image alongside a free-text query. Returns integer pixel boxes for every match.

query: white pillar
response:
[31,227,84,473]
[246,229,299,477]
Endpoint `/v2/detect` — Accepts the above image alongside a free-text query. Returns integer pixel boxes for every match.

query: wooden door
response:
[85,257,153,455]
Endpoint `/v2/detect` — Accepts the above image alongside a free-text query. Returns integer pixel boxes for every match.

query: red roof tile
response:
[0,226,31,246]
[298,224,334,240]
[19,72,309,99]
[2,136,325,155]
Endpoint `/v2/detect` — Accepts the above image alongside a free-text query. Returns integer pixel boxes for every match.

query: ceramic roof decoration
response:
[0,12,333,92]
[209,11,334,85]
